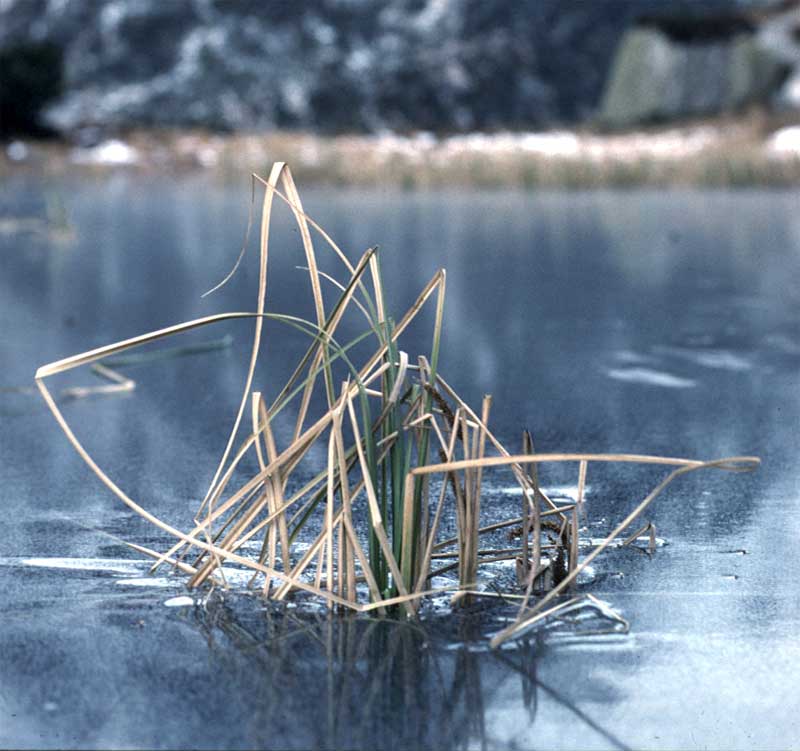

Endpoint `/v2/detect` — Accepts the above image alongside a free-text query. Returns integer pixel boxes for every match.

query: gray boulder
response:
[757,5,800,109]
[599,5,793,128]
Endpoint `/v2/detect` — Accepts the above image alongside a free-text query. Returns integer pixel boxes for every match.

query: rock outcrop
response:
[600,2,800,128]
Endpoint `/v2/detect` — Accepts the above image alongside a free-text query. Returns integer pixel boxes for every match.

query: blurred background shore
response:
[3,0,800,187]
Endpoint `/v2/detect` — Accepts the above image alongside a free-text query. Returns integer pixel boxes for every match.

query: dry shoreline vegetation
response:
[6,119,800,187]
[35,163,759,648]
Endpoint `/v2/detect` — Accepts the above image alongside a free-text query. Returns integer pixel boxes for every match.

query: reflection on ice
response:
[186,593,631,751]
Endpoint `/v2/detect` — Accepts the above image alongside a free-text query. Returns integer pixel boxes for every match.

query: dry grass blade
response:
[332,386,381,610]
[199,162,283,521]
[413,410,461,594]
[412,453,759,476]
[36,312,268,380]
[489,457,759,648]
[621,522,652,548]
[269,247,376,421]
[258,396,292,575]
[434,374,564,520]
[60,363,135,399]
[159,370,385,575]
[520,431,532,582]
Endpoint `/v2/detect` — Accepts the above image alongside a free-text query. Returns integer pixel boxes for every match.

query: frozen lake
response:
[1,174,798,749]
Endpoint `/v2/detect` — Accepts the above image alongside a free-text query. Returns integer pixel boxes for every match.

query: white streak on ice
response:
[606,367,696,388]
[116,577,177,588]
[163,595,195,607]
[497,485,592,499]
[13,557,148,575]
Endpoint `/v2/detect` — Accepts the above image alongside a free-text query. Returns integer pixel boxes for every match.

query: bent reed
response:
[35,163,759,647]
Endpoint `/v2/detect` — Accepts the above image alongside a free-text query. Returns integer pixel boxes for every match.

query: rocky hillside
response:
[0,0,794,136]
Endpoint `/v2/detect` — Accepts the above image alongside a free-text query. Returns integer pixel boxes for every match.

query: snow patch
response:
[71,139,139,166]
[6,140,28,161]
[767,126,800,155]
